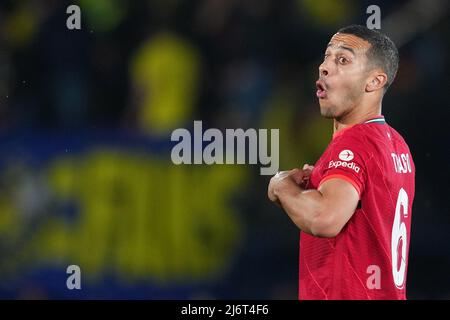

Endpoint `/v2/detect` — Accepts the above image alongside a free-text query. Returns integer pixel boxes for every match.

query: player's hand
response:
[268,168,309,203]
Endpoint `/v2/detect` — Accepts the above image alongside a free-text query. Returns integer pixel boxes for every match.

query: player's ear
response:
[366,71,388,92]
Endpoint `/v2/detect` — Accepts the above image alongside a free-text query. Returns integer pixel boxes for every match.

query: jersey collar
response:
[363,115,386,124]
[332,115,386,139]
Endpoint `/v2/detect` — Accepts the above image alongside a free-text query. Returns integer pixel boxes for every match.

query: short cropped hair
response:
[337,25,399,92]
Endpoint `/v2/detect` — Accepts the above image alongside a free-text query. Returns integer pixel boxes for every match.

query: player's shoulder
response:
[332,121,392,155]
[331,116,412,150]
[346,121,412,155]
[384,124,410,146]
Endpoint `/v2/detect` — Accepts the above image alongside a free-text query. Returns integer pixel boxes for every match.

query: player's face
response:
[316,33,372,119]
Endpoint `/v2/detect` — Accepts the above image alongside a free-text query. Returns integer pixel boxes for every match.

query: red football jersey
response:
[299,116,415,300]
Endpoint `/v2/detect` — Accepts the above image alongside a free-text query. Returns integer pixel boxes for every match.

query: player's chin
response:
[319,103,336,119]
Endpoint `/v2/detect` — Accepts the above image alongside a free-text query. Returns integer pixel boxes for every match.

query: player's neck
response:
[333,108,382,136]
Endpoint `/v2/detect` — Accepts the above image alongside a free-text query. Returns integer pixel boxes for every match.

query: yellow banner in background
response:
[0,149,249,285]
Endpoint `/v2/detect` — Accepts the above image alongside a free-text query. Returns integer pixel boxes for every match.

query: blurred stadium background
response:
[0,0,448,299]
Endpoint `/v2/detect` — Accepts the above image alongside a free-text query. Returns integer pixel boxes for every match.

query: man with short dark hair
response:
[268,25,415,299]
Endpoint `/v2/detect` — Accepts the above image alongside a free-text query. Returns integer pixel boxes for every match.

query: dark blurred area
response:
[0,0,448,299]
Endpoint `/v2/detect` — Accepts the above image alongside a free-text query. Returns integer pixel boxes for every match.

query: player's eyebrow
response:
[326,43,356,56]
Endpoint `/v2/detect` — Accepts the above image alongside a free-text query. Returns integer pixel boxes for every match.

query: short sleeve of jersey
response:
[318,132,369,197]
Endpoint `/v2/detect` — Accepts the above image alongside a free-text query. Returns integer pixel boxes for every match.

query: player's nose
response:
[319,62,329,77]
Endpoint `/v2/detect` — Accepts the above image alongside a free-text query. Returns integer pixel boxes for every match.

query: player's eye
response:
[323,53,330,60]
[338,56,349,64]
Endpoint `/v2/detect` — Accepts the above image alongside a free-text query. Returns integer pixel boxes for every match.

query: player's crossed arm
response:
[268,165,359,238]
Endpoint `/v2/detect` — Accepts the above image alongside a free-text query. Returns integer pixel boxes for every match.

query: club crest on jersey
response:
[329,150,360,173]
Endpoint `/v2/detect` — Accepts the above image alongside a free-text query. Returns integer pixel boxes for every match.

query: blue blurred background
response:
[0,0,448,299]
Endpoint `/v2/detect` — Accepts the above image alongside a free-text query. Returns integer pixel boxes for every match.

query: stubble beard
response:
[320,88,361,121]
[319,100,341,119]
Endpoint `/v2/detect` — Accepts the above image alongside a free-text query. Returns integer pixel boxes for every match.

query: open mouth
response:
[316,80,327,99]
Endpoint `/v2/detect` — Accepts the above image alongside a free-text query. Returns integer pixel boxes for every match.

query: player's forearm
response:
[274,181,335,237]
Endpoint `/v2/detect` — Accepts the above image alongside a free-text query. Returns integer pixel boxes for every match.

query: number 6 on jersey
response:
[391,188,409,289]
